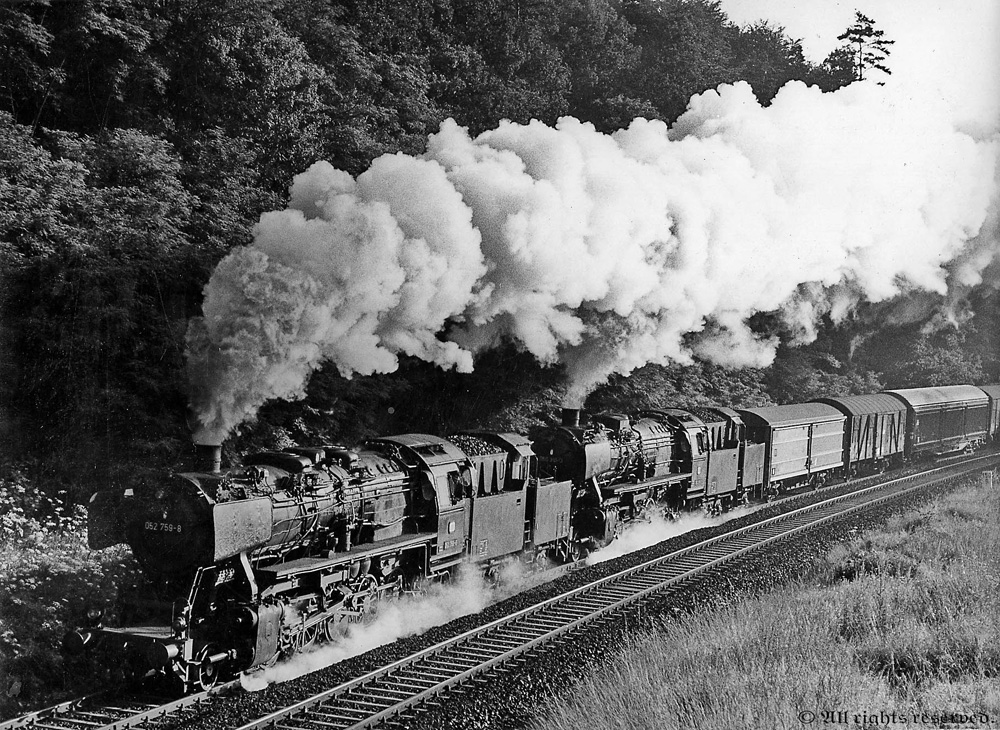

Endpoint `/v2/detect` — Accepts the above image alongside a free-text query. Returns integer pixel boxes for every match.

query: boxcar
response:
[977,384,1000,440]
[883,385,989,456]
[737,403,846,491]
[815,394,907,475]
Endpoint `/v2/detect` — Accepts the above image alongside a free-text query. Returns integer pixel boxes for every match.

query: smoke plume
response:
[187,80,997,441]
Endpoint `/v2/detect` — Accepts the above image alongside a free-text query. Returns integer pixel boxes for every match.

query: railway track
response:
[5,454,994,730]
[236,455,999,730]
[0,681,239,730]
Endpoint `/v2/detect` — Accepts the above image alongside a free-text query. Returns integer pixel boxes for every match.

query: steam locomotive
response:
[65,383,1000,691]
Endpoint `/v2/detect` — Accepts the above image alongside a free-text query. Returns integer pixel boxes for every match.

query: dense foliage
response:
[0,0,993,500]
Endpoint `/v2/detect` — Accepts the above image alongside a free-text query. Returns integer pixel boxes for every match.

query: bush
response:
[0,466,140,719]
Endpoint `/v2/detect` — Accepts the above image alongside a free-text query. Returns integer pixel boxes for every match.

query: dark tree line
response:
[1,0,957,498]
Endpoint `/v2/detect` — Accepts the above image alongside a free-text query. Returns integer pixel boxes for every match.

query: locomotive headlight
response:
[85,605,104,626]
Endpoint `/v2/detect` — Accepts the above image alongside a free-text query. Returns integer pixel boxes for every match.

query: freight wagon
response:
[884,385,989,456]
[815,394,907,476]
[737,403,846,493]
[977,385,1000,440]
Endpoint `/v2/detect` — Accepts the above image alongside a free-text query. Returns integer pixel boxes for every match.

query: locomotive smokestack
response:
[561,407,581,428]
[195,443,222,474]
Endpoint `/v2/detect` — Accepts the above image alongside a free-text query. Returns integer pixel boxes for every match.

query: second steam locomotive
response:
[67,383,1000,691]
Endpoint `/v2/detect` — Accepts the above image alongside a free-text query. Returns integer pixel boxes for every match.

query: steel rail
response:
[237,454,999,730]
[0,680,240,730]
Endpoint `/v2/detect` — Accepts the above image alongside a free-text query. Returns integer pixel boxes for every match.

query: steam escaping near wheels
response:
[240,569,493,690]
[584,507,758,566]
[187,81,998,442]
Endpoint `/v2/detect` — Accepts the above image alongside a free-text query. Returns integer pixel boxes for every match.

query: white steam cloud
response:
[187,80,997,441]
[585,507,756,566]
[241,567,518,690]
[240,511,735,690]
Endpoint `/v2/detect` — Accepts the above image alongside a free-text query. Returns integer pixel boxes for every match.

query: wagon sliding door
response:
[808,420,844,473]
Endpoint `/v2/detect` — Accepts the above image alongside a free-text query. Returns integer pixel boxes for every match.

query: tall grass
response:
[534,479,1000,730]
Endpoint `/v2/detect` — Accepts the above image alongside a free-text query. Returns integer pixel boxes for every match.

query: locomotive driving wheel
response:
[568,540,590,562]
[196,646,221,690]
[299,623,320,651]
[349,574,380,618]
[613,518,625,541]
[323,615,342,643]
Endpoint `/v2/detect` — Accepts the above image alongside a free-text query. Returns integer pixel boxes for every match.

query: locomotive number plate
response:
[144,521,182,533]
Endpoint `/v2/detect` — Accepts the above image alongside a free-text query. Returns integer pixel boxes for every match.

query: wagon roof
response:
[737,402,845,428]
[883,385,988,410]
[814,394,907,416]
[976,384,1000,400]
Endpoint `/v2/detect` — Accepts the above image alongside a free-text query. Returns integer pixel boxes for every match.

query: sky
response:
[717,0,1000,130]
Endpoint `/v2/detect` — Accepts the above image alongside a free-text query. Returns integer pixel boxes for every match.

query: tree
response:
[447,0,572,129]
[889,331,985,388]
[278,0,448,169]
[0,2,62,124]
[548,0,655,130]
[810,45,856,92]
[766,348,884,404]
[831,10,894,85]
[730,21,813,105]
[0,0,170,131]
[1,115,197,492]
[622,0,738,122]
[162,0,327,195]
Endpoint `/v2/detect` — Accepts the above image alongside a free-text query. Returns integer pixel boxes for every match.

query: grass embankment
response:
[534,477,1000,730]
[0,466,139,720]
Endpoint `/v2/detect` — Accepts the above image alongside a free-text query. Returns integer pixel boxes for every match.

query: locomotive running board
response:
[258,532,437,580]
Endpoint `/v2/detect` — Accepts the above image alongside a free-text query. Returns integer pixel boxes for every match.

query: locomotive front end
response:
[66,444,282,689]
[87,448,259,582]
[67,440,420,691]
